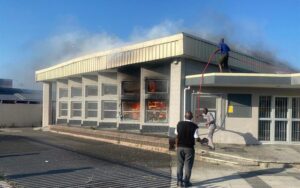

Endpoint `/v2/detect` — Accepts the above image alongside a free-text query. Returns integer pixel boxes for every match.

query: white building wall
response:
[0,104,42,127]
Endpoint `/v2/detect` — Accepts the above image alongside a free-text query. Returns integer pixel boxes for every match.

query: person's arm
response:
[194,128,201,142]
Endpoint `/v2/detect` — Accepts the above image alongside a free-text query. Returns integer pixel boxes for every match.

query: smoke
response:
[10,12,295,89]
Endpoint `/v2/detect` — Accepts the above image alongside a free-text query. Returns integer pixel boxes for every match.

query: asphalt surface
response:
[1,129,300,188]
[0,129,174,188]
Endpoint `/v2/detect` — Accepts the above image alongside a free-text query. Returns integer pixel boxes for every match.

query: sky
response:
[0,0,299,89]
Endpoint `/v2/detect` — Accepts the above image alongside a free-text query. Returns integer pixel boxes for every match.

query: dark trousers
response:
[177,147,195,183]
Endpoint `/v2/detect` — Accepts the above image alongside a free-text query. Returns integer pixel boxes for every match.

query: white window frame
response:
[85,101,98,119]
[59,102,68,117]
[71,101,82,118]
[102,100,117,120]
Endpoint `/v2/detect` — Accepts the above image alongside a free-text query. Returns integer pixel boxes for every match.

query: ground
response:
[0,129,299,188]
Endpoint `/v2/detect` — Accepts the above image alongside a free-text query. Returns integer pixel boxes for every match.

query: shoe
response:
[177,181,183,187]
[183,182,192,187]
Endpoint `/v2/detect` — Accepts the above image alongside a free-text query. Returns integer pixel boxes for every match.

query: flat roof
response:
[185,73,300,88]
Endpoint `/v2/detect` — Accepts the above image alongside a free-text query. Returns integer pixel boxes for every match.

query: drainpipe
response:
[183,86,191,120]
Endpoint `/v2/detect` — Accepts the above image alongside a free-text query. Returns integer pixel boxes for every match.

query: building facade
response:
[36,33,300,144]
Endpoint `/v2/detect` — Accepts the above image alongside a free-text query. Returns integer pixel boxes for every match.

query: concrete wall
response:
[193,87,300,145]
[0,104,42,127]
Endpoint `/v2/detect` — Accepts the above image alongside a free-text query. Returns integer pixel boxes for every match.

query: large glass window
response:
[85,85,98,97]
[102,100,117,119]
[146,100,168,123]
[292,98,300,141]
[59,88,68,98]
[85,101,98,118]
[121,101,140,121]
[71,87,82,97]
[102,84,117,96]
[59,102,68,117]
[71,102,82,117]
[146,79,168,93]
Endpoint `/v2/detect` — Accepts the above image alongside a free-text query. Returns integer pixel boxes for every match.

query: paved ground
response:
[0,129,300,188]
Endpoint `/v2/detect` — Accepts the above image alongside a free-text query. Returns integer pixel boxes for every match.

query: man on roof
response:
[217,38,231,72]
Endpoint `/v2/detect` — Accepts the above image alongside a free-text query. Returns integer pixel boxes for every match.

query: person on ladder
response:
[217,38,231,72]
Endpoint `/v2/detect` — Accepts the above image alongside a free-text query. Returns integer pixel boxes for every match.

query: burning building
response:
[35,33,300,144]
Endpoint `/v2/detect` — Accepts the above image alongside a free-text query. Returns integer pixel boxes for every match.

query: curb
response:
[47,128,300,168]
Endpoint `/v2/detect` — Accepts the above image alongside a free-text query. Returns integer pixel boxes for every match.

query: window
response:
[292,98,300,141]
[71,87,82,97]
[86,85,98,97]
[192,94,217,123]
[59,88,68,98]
[146,79,168,93]
[258,96,271,141]
[228,94,252,118]
[71,102,82,117]
[122,81,139,95]
[59,102,68,117]
[146,100,168,123]
[102,100,117,119]
[102,84,117,96]
[121,101,140,121]
[86,101,98,118]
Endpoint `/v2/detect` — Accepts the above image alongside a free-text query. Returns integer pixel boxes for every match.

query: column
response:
[168,59,184,149]
[42,82,52,127]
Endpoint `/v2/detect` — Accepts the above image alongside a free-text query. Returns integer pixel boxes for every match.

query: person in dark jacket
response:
[175,111,199,187]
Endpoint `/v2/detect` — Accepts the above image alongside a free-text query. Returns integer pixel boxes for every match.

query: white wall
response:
[0,104,42,127]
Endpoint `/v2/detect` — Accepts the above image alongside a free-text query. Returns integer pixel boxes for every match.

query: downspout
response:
[183,86,191,120]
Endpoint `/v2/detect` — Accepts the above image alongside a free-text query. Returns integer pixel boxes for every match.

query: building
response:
[35,33,300,144]
[0,79,42,127]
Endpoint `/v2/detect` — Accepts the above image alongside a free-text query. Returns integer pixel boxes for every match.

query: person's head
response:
[202,108,208,114]
[220,38,224,43]
[185,111,193,120]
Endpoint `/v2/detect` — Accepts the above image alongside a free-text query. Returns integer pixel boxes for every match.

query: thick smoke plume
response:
[9,12,296,89]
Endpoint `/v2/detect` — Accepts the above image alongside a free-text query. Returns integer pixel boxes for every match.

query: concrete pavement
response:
[0,128,300,187]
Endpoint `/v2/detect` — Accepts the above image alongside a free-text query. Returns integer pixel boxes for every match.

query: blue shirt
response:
[218,42,230,55]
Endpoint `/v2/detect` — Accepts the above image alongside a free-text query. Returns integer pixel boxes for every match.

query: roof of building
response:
[0,87,42,102]
[35,32,296,82]
[185,72,300,88]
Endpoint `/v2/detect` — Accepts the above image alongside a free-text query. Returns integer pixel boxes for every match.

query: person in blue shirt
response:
[217,38,231,72]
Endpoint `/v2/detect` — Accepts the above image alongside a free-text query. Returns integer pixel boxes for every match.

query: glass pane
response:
[275,97,288,118]
[59,110,68,116]
[86,102,97,110]
[87,111,98,118]
[59,88,68,98]
[71,87,82,97]
[275,121,287,141]
[102,84,117,95]
[147,100,167,110]
[71,102,82,110]
[122,101,140,112]
[292,98,300,119]
[292,121,300,141]
[122,112,140,121]
[103,101,117,110]
[72,110,81,117]
[258,120,271,141]
[86,85,98,96]
[59,102,68,110]
[259,96,271,118]
[103,111,117,119]
[122,81,140,95]
[146,80,168,93]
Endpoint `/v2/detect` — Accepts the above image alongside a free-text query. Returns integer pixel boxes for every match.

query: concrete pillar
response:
[168,59,184,149]
[42,82,52,127]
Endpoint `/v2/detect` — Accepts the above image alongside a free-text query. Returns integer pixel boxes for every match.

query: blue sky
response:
[0,0,299,88]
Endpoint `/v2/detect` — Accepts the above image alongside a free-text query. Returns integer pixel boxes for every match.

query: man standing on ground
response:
[217,38,231,72]
[202,108,216,150]
[175,111,199,187]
